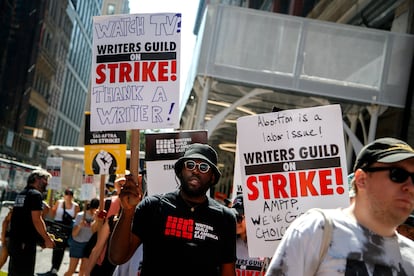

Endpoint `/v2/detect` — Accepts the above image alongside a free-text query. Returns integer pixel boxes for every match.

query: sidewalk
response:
[1,246,71,276]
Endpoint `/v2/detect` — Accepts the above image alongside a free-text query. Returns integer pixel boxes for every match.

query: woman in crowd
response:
[40,188,80,276]
[64,198,99,276]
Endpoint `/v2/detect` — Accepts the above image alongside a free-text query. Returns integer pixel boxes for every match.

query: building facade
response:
[182,0,414,199]
[52,0,103,147]
[0,0,72,165]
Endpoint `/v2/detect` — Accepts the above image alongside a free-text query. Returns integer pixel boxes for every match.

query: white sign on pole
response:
[236,104,349,257]
[90,13,181,131]
[80,175,97,201]
[46,157,63,191]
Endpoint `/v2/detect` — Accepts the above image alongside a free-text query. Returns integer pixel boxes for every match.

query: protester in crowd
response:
[8,169,55,275]
[109,143,237,276]
[105,181,118,196]
[64,198,99,276]
[0,207,12,269]
[232,194,268,275]
[348,172,356,203]
[84,175,124,276]
[265,137,414,275]
[397,214,414,241]
[224,198,232,207]
[40,188,80,276]
[42,200,51,219]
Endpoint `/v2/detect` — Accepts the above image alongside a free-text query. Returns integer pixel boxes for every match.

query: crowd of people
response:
[0,138,413,275]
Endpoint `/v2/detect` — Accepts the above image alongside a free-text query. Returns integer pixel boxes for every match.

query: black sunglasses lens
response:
[390,168,410,183]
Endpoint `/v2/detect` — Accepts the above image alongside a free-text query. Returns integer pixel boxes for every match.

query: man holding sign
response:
[109,143,237,276]
[266,137,414,275]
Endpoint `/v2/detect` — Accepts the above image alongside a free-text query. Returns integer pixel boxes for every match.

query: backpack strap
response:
[308,208,333,273]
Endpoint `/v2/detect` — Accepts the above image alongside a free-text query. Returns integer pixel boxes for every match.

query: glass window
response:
[107,4,115,15]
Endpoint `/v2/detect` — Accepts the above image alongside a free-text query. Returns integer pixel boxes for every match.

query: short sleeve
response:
[266,210,327,276]
[26,190,44,211]
[131,195,161,239]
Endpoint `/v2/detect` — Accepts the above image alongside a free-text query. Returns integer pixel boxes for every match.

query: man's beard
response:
[40,184,47,193]
[180,177,210,197]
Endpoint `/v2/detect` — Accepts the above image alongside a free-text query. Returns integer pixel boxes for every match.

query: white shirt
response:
[266,208,414,276]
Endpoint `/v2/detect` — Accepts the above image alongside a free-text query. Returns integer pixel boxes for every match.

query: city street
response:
[0,206,71,276]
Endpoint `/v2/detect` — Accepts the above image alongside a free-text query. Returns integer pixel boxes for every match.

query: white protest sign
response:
[145,159,177,195]
[80,175,97,201]
[46,157,63,191]
[232,138,243,197]
[236,104,349,257]
[91,13,181,131]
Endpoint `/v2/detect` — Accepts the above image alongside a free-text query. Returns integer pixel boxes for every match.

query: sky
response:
[128,0,201,109]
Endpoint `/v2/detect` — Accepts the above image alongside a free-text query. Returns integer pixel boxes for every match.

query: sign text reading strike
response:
[247,167,345,200]
[96,60,177,83]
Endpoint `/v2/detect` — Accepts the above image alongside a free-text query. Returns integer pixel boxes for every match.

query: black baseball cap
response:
[174,143,221,184]
[353,137,414,171]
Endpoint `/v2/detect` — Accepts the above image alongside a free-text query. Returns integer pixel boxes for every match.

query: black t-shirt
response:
[9,187,43,243]
[132,190,237,276]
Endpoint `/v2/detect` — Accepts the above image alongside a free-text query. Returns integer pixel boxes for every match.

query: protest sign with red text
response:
[91,13,181,131]
[236,104,349,257]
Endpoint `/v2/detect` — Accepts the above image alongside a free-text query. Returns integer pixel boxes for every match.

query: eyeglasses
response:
[183,160,210,173]
[363,167,414,183]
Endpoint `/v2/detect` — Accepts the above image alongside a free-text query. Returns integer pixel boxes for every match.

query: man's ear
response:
[354,169,366,189]
[210,174,216,185]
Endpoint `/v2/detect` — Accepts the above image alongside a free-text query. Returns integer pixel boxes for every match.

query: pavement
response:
[0,205,72,276]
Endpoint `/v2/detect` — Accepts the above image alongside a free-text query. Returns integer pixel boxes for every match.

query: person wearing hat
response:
[266,137,414,275]
[232,194,268,275]
[109,143,237,276]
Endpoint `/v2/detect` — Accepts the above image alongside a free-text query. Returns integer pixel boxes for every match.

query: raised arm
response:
[108,175,142,265]
[108,201,140,264]
[84,219,110,276]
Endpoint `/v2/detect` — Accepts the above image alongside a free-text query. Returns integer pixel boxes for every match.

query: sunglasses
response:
[183,160,210,173]
[363,167,414,183]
